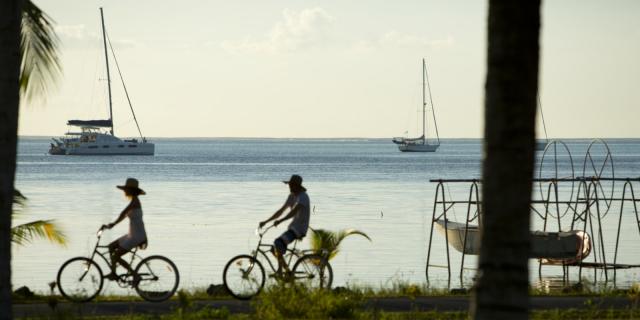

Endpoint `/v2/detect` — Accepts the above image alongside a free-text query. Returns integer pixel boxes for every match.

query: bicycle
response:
[222,225,333,300]
[56,227,180,302]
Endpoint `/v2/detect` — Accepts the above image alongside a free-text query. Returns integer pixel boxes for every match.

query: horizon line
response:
[17,135,640,140]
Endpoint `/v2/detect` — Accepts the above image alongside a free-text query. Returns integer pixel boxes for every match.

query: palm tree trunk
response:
[0,0,23,318]
[471,1,540,319]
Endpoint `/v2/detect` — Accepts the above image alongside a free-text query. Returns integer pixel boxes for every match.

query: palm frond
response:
[20,0,62,103]
[12,220,67,246]
[13,189,27,214]
[310,228,371,260]
[336,229,372,243]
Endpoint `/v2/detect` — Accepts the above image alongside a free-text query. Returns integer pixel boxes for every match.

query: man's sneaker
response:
[282,270,294,282]
[104,272,118,281]
[269,269,294,282]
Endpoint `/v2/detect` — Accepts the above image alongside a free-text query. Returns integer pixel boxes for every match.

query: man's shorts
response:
[274,229,302,255]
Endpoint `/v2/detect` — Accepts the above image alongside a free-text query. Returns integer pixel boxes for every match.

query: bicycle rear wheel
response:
[57,257,104,302]
[292,254,333,289]
[134,255,180,302]
[223,254,265,300]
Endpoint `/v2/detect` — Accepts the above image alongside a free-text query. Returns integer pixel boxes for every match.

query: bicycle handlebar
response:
[256,224,276,237]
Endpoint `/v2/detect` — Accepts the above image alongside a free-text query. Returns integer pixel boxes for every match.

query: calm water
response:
[12,137,640,294]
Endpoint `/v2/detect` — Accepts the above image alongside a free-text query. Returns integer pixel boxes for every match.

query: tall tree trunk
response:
[0,0,23,318]
[471,1,540,319]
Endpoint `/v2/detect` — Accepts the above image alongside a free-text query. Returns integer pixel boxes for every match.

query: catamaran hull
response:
[49,142,154,155]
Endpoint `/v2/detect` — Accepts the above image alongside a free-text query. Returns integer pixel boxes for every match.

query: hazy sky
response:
[18,0,640,138]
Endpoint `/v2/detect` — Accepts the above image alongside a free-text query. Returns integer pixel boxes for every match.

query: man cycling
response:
[259,174,310,274]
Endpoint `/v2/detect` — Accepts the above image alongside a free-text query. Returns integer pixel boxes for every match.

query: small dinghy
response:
[435,219,591,263]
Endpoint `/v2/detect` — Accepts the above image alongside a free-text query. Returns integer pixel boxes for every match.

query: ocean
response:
[12,137,640,294]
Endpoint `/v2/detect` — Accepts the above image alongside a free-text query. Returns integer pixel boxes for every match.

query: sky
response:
[18,0,640,138]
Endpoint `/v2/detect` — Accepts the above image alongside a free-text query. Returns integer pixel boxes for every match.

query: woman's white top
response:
[117,207,147,250]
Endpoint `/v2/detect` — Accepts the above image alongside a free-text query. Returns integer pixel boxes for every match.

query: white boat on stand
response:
[49,8,154,156]
[392,59,440,152]
[434,220,592,264]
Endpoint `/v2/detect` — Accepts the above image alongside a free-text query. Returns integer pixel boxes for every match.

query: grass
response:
[13,281,640,319]
[14,279,640,304]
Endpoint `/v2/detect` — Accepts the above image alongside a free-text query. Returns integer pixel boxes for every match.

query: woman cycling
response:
[102,178,148,280]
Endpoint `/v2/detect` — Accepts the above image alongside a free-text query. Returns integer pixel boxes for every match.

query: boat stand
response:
[425,179,482,288]
[425,140,640,290]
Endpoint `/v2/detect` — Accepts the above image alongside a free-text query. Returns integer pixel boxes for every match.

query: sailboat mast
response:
[100,7,114,135]
[424,59,441,145]
[422,58,426,145]
[538,94,549,141]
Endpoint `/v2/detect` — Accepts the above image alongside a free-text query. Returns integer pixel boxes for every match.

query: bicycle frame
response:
[87,228,143,278]
[251,225,313,274]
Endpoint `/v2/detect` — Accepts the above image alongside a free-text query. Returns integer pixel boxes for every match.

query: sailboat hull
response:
[398,143,440,152]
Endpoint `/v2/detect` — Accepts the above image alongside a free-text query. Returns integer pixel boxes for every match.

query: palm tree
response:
[0,1,60,317]
[470,1,541,319]
[11,190,66,247]
[309,228,371,260]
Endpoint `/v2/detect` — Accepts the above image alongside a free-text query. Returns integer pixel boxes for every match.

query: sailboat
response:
[392,59,441,152]
[49,8,154,156]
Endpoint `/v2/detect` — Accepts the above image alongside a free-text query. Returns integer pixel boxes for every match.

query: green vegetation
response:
[20,0,62,102]
[12,278,640,319]
[12,190,67,247]
[15,309,640,320]
[13,280,640,319]
[252,283,363,319]
[14,279,640,304]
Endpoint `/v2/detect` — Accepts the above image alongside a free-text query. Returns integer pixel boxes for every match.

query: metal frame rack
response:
[425,140,640,289]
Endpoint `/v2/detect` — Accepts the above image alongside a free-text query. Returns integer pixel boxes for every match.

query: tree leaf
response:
[20,0,62,103]
[11,220,67,246]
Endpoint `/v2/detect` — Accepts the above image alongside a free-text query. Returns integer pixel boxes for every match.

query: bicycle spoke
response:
[57,257,103,302]
[223,255,265,300]
[293,254,333,290]
[134,256,179,302]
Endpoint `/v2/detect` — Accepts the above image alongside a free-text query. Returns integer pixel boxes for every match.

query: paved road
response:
[13,296,637,317]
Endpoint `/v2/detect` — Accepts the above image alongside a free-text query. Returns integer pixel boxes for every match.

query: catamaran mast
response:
[100,7,114,136]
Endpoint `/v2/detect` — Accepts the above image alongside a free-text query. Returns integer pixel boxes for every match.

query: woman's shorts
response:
[117,234,146,251]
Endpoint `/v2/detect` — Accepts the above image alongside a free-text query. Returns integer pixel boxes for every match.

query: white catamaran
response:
[392,59,441,152]
[49,8,154,156]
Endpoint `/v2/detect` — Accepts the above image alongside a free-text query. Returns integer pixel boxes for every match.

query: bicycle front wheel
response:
[57,257,104,302]
[134,255,180,302]
[292,254,333,290]
[223,254,265,300]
